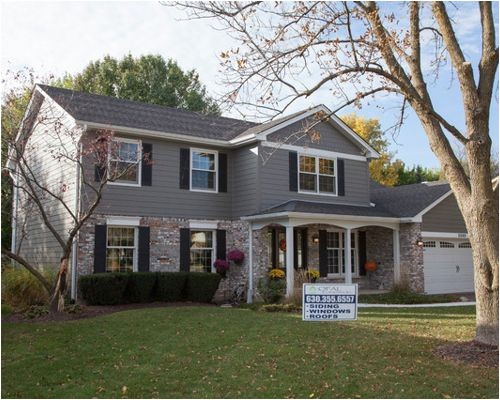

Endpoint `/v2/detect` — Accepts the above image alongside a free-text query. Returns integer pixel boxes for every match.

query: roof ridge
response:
[37,84,258,126]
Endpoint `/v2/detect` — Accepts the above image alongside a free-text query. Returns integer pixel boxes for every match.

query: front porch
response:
[243,210,422,303]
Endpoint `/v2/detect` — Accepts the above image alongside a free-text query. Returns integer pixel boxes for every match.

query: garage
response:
[423,238,474,294]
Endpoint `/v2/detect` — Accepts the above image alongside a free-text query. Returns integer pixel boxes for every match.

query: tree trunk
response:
[49,257,69,313]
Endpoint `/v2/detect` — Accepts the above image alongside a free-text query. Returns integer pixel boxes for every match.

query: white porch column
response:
[285,225,294,297]
[246,223,254,303]
[393,228,401,284]
[345,227,352,284]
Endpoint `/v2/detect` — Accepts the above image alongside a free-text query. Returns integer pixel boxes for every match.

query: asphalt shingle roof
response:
[38,85,257,140]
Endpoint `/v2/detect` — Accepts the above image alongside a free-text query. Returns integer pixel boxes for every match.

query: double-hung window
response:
[299,155,336,195]
[191,149,217,192]
[190,230,215,273]
[106,226,138,272]
[108,138,141,186]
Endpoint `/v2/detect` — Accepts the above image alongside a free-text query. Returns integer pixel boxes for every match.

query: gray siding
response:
[231,145,259,216]
[267,119,364,155]
[422,194,467,233]
[257,146,370,211]
[86,134,234,219]
[16,98,79,267]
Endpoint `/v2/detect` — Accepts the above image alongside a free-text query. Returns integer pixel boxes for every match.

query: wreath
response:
[279,239,287,252]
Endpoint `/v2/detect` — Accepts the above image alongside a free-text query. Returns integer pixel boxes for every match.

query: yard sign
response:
[302,283,358,321]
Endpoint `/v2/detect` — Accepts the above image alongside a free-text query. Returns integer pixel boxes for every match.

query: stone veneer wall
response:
[76,214,255,302]
[399,223,424,293]
[365,226,394,290]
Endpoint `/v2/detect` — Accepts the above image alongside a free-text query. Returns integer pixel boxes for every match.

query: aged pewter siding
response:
[16,98,79,267]
[257,146,370,211]
[231,144,259,217]
[267,119,364,155]
[86,133,235,219]
[421,194,467,233]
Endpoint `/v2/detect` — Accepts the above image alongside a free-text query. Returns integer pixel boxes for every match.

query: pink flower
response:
[227,249,245,265]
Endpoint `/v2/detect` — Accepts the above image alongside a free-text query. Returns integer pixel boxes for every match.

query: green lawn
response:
[1,306,497,398]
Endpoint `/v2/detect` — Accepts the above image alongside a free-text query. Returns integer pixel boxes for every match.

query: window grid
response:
[108,138,141,185]
[106,227,137,273]
[190,230,215,273]
[191,149,218,192]
[458,242,472,248]
[298,155,336,195]
[423,241,436,248]
[439,241,455,248]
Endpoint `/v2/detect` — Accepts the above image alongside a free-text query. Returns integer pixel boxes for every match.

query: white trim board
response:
[106,216,141,226]
[261,141,367,162]
[189,220,219,229]
[421,231,469,239]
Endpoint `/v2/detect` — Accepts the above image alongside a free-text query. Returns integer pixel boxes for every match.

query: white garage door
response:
[423,239,474,294]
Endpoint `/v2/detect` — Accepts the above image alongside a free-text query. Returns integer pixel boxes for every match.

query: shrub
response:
[262,303,302,313]
[258,278,286,304]
[23,305,49,319]
[1,304,13,315]
[1,266,56,310]
[124,272,157,303]
[79,273,129,305]
[155,272,188,302]
[184,272,222,303]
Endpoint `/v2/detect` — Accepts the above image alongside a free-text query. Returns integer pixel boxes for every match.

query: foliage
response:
[1,266,56,310]
[213,259,229,275]
[261,303,301,313]
[64,304,84,314]
[2,306,496,398]
[258,278,286,304]
[79,273,129,305]
[395,164,441,186]
[184,272,222,303]
[1,304,12,315]
[124,272,158,303]
[268,268,285,280]
[57,54,220,114]
[305,269,320,281]
[359,289,461,305]
[154,272,188,302]
[23,305,49,319]
[227,249,245,264]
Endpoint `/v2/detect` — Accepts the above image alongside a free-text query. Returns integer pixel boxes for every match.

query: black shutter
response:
[218,153,227,193]
[216,229,226,260]
[319,230,328,277]
[142,143,153,186]
[289,151,298,192]
[271,228,277,268]
[179,148,190,189]
[94,224,107,273]
[94,164,106,182]
[337,159,345,196]
[302,228,308,269]
[179,228,190,272]
[138,227,150,272]
[358,231,367,276]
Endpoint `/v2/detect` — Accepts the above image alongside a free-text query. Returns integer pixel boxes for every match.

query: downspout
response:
[247,222,254,303]
[70,139,83,302]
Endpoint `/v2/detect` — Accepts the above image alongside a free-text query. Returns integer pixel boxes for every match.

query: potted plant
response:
[268,268,285,280]
[227,249,245,265]
[214,259,230,278]
[305,269,320,283]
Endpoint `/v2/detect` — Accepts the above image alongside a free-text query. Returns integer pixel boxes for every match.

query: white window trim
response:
[190,147,218,193]
[325,229,358,278]
[189,229,217,273]
[107,137,142,187]
[298,154,338,197]
[106,216,141,226]
[106,225,139,272]
[189,220,219,229]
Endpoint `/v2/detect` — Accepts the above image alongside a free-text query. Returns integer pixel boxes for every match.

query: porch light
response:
[312,234,319,244]
[416,240,424,247]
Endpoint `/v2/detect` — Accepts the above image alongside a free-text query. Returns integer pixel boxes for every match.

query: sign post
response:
[302,283,358,321]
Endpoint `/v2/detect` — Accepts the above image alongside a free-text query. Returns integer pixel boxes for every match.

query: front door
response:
[269,227,307,270]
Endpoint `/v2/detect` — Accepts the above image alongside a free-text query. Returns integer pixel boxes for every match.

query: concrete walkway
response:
[359,301,476,308]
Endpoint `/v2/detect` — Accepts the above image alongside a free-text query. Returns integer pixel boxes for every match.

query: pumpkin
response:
[279,239,287,252]
[365,260,377,272]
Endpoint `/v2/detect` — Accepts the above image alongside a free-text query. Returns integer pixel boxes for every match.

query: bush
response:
[124,272,157,303]
[184,272,221,303]
[262,303,302,313]
[23,305,49,319]
[79,273,129,305]
[1,266,56,310]
[155,272,188,302]
[258,278,286,304]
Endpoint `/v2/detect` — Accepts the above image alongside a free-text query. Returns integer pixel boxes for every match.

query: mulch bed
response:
[2,302,216,324]
[434,341,499,368]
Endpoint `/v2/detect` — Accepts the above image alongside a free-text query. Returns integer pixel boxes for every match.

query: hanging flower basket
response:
[227,249,245,265]
[214,259,230,278]
[365,260,377,272]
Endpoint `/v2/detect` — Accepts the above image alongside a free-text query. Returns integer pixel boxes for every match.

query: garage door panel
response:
[423,239,474,294]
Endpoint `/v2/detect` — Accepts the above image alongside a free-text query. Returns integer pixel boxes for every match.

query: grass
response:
[1,304,12,315]
[358,290,462,304]
[2,306,497,398]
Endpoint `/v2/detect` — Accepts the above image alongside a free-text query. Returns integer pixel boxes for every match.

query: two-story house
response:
[10,85,474,302]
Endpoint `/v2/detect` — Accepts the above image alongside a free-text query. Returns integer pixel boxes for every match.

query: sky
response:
[1,1,498,169]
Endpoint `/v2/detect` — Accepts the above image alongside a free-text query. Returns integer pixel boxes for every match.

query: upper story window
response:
[191,149,218,192]
[299,155,336,195]
[108,138,142,186]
